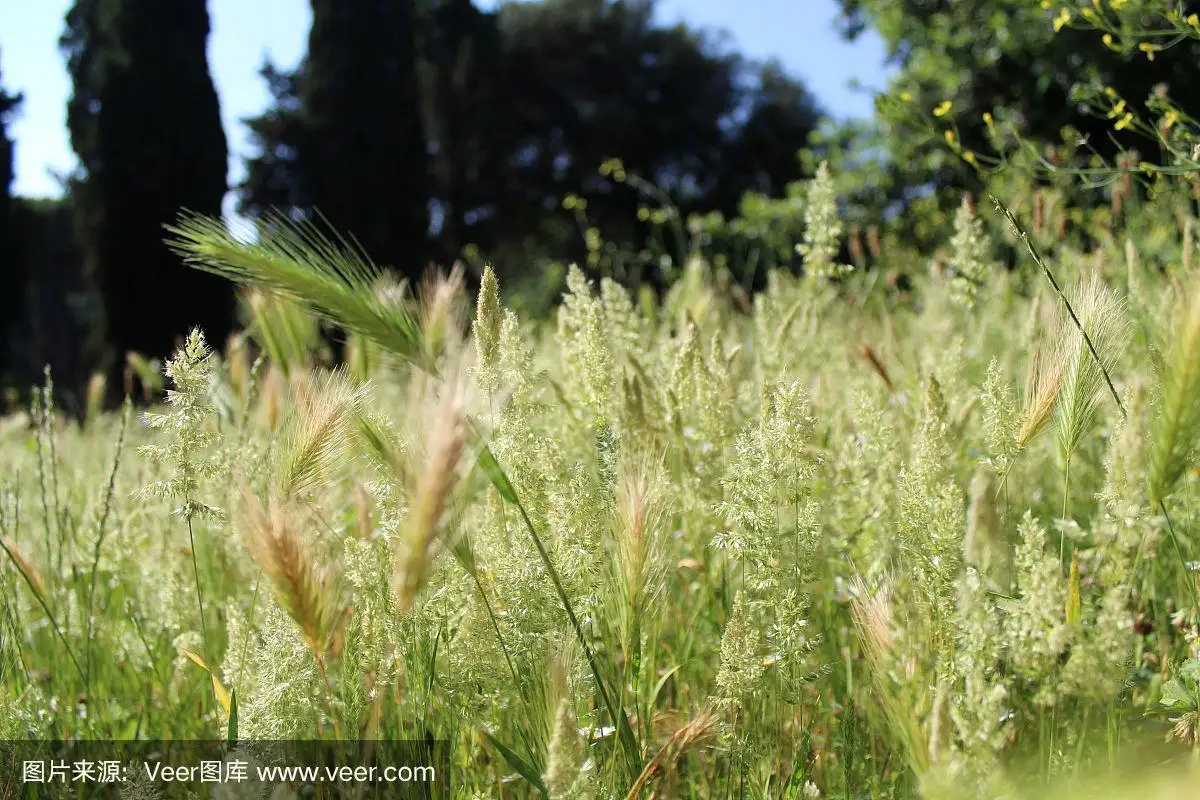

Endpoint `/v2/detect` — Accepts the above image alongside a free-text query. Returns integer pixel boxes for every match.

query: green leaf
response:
[476,443,518,504]
[481,731,547,797]
[227,689,238,746]
[1160,678,1190,708]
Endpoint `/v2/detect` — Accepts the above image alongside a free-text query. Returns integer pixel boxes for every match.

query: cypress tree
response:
[62,0,230,366]
[299,0,430,281]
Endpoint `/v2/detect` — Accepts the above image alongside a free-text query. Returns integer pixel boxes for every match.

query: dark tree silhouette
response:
[0,50,23,380]
[299,0,431,281]
[240,0,822,286]
[62,0,230,366]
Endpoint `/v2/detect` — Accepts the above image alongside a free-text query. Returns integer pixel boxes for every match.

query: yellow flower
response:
[1115,112,1134,131]
[1053,8,1072,31]
[944,129,958,147]
[1040,0,1051,7]
[1107,99,1126,118]
[963,150,978,166]
[1164,109,1180,130]
[1139,42,1161,60]
[900,90,913,102]
[1102,33,1115,48]
[1111,0,1128,8]
[1188,13,1199,27]
[933,100,953,117]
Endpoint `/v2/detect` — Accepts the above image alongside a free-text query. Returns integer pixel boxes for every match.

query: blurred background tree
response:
[0,50,22,384]
[61,0,231,384]
[829,0,1200,245]
[240,0,822,296]
[20,0,1199,400]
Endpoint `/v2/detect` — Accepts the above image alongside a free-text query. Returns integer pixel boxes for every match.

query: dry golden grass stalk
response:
[1,536,45,599]
[1017,322,1068,450]
[240,490,347,656]
[625,709,717,800]
[392,378,468,613]
[859,344,895,393]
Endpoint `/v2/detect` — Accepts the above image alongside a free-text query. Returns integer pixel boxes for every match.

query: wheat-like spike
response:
[849,574,895,666]
[241,490,347,656]
[1055,275,1129,464]
[1147,279,1200,505]
[165,211,431,373]
[418,263,467,361]
[276,369,370,499]
[992,195,1126,418]
[392,380,468,613]
[1017,320,1068,451]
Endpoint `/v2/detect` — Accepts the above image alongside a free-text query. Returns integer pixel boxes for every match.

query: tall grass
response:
[0,180,1198,798]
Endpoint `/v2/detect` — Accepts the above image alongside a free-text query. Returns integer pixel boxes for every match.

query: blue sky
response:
[0,0,893,202]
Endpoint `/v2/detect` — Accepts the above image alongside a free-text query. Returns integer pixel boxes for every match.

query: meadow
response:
[1,164,1200,799]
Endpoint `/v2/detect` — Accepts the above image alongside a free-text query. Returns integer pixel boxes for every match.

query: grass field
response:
[1,184,1199,798]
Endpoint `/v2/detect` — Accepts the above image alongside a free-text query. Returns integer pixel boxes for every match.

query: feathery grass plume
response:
[947,194,995,309]
[609,458,666,683]
[419,263,466,363]
[165,211,431,373]
[139,329,224,521]
[993,195,1126,418]
[543,698,591,800]
[240,287,322,378]
[355,409,408,486]
[138,329,224,659]
[1054,275,1128,469]
[849,574,930,779]
[1147,276,1200,506]
[1016,312,1068,452]
[714,591,765,701]
[962,463,1012,595]
[849,575,895,668]
[275,369,369,499]
[980,359,1019,468]
[392,376,468,613]
[797,161,847,279]
[473,264,502,397]
[557,264,615,423]
[240,489,347,657]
